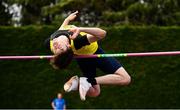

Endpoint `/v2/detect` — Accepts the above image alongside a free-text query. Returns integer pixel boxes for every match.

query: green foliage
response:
[0,26,180,108]
[41,0,180,26]
[7,0,54,25]
[146,0,180,26]
[42,0,73,16]
[0,0,12,25]
[173,12,180,25]
[126,2,150,25]
[102,11,126,25]
[1,0,180,26]
[106,0,137,11]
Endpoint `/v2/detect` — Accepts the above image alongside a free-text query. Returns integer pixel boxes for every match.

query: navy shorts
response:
[76,47,122,79]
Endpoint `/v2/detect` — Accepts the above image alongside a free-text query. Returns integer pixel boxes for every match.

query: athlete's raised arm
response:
[59,11,78,30]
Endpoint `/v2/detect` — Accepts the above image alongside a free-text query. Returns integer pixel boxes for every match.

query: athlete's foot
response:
[79,77,92,101]
[64,75,79,92]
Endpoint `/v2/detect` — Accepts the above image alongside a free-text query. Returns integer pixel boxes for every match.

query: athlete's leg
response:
[76,58,101,99]
[95,47,131,86]
[64,75,79,92]
[96,67,131,85]
[87,67,131,97]
[78,47,131,98]
[86,84,100,97]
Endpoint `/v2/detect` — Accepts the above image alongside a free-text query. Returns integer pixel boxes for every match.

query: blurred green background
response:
[0,0,180,109]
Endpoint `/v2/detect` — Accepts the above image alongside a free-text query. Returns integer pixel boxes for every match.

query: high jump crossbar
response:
[0,51,180,60]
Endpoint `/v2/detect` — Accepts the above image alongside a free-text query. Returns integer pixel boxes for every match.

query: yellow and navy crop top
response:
[44,25,98,55]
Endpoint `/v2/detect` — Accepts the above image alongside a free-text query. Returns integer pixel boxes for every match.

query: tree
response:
[0,0,12,26]
[7,0,55,25]
[42,0,106,26]
[4,0,180,26]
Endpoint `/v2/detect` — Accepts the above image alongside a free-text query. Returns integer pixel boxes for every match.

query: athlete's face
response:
[52,35,71,54]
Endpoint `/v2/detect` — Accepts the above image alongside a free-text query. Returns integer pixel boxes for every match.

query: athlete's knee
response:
[123,74,131,85]
[115,67,131,85]
[87,85,101,97]
[117,73,131,85]
[89,90,100,97]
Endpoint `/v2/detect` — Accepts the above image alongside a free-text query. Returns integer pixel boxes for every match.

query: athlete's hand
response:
[65,11,78,22]
[69,27,80,39]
